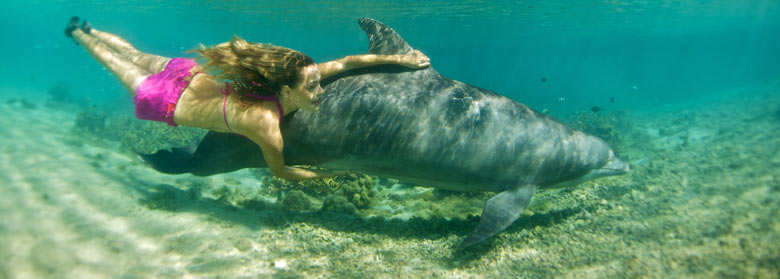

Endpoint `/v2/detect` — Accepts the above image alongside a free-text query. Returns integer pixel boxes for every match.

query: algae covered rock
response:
[320,195,358,215]
[72,107,107,135]
[257,170,377,210]
[281,190,322,212]
[339,174,375,209]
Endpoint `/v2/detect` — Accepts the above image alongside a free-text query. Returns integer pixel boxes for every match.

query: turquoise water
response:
[1,1,779,278]
[3,1,779,112]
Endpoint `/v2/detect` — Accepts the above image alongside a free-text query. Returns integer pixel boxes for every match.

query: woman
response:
[65,17,430,181]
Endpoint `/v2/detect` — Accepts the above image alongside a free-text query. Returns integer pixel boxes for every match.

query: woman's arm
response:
[317,50,430,80]
[244,117,346,181]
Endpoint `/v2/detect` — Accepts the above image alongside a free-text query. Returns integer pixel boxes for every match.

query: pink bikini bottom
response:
[133,58,198,126]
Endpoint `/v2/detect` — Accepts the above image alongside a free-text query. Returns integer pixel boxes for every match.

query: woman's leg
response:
[71,29,151,95]
[89,29,172,74]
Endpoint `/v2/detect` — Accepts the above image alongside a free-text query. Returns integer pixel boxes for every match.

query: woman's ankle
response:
[80,21,91,34]
[64,16,79,38]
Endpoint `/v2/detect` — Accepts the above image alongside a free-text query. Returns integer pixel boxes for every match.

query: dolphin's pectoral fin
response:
[462,185,537,247]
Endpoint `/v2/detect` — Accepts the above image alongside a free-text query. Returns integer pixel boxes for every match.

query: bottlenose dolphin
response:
[143,18,629,247]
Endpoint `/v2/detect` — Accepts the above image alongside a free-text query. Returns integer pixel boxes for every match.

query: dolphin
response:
[142,18,629,247]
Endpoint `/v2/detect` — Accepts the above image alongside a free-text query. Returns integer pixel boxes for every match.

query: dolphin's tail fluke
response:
[138,148,196,174]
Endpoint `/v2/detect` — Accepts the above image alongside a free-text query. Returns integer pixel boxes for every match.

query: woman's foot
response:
[80,21,91,34]
[64,16,79,38]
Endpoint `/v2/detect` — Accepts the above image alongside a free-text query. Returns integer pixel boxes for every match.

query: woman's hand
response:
[399,50,430,68]
[319,51,431,80]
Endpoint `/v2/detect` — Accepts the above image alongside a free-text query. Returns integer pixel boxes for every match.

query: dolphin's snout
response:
[616,158,630,173]
[603,156,630,175]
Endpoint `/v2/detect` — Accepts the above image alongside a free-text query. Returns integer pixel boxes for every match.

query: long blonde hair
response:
[192,35,315,98]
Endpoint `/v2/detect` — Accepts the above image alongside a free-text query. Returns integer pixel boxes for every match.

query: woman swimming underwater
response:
[65,17,430,181]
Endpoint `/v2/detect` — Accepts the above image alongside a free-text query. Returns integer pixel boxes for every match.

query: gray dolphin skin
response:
[146,18,629,247]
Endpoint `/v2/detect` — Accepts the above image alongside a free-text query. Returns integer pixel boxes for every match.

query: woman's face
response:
[286,65,323,112]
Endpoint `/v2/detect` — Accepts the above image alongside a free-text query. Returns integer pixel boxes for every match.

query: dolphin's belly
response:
[320,157,506,192]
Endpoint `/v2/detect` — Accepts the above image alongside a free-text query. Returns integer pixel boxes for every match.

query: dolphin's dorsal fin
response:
[358,18,413,55]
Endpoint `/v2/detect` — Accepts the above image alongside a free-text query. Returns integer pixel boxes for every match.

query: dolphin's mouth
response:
[600,157,630,175]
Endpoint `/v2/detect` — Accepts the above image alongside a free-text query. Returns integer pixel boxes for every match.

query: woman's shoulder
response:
[234,101,281,129]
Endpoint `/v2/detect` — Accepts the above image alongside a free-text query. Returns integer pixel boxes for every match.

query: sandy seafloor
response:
[0,81,778,279]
